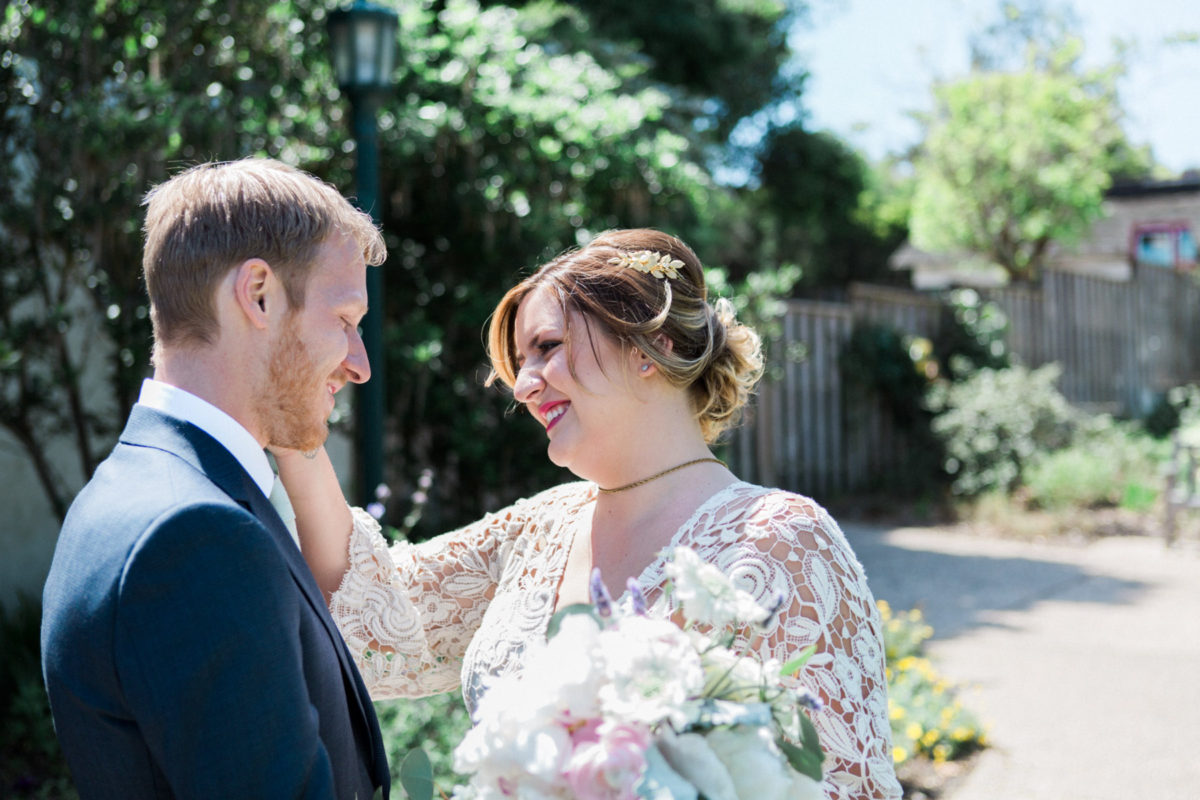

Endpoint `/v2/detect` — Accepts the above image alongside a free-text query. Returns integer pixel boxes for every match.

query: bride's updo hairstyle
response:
[487,228,764,442]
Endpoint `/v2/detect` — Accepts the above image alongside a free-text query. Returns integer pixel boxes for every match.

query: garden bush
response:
[841,323,945,492]
[877,601,986,766]
[376,692,472,790]
[934,288,1010,381]
[0,596,77,799]
[928,363,1076,497]
[1023,415,1165,511]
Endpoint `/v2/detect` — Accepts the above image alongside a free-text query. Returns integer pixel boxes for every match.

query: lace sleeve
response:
[328,502,528,699]
[674,488,901,800]
[742,495,900,800]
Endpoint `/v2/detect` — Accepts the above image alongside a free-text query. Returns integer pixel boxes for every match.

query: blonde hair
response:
[487,229,763,442]
[142,157,386,350]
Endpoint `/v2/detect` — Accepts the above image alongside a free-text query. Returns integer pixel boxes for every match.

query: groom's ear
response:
[232,258,279,330]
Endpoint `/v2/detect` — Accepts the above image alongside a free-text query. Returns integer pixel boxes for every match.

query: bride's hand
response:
[271,445,355,601]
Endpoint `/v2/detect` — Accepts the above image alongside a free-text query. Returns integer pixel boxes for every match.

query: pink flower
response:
[563,720,651,800]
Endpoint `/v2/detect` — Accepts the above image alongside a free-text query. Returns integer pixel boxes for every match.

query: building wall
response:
[1050,185,1200,279]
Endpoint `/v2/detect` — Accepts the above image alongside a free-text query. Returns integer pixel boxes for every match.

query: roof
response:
[1107,174,1200,198]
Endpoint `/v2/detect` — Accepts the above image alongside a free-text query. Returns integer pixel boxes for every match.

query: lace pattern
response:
[329,481,901,800]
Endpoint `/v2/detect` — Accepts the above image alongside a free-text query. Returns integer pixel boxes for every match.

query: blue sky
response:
[791,0,1200,174]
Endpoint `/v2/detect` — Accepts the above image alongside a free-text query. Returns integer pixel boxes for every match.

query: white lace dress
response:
[330,480,901,800]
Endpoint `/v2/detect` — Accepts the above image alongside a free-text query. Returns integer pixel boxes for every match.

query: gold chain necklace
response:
[597,457,727,494]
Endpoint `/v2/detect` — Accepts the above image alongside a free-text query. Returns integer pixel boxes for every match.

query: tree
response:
[909,5,1151,283]
[1,0,812,534]
[910,51,1142,282]
[0,0,339,519]
[750,122,908,293]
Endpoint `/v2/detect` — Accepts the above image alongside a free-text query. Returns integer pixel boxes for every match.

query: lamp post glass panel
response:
[328,1,398,507]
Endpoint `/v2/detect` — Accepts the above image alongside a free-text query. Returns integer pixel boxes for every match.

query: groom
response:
[42,158,390,798]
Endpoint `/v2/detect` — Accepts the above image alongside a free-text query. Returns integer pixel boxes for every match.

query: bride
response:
[278,228,901,799]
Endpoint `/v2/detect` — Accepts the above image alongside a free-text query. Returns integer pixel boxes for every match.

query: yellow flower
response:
[921,730,940,748]
[906,722,922,740]
[889,703,906,721]
[877,599,892,620]
[933,744,951,763]
[892,746,908,764]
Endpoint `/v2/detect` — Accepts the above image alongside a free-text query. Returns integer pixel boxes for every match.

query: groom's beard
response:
[260,317,334,453]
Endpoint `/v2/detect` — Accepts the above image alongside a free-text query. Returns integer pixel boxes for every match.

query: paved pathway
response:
[842,523,1200,800]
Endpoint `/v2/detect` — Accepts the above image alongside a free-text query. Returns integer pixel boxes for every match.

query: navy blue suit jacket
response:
[41,406,390,799]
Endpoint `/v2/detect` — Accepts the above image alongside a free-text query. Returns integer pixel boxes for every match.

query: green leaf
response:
[777,730,824,783]
[780,645,817,676]
[398,748,434,800]
[545,602,601,639]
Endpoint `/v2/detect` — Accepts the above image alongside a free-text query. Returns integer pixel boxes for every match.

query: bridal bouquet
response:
[450,547,825,800]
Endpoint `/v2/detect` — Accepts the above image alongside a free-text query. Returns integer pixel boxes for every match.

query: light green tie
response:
[268,475,301,549]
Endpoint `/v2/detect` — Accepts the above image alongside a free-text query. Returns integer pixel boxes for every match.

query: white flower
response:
[665,547,770,629]
[454,719,570,798]
[596,616,705,726]
[696,634,782,703]
[522,613,605,720]
[705,725,817,800]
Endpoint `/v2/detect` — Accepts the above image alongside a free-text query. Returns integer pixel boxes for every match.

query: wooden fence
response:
[728,267,1200,496]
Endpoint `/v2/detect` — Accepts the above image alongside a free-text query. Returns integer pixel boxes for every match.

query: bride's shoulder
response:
[720,482,834,524]
[512,480,596,513]
[716,482,851,548]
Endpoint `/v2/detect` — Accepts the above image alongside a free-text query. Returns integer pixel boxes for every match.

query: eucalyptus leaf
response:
[398,748,434,800]
[777,711,825,783]
[637,743,699,800]
[780,644,817,676]
[546,603,601,639]
[777,737,823,783]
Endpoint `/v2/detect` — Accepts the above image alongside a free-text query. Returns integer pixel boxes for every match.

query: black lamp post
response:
[327,1,398,507]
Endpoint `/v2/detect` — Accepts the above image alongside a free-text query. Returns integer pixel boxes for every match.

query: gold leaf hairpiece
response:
[608,250,685,280]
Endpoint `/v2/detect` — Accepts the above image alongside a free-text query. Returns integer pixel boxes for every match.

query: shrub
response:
[878,601,986,766]
[1023,415,1165,510]
[376,692,472,790]
[842,323,945,491]
[928,363,1076,496]
[934,288,1010,381]
[0,595,77,799]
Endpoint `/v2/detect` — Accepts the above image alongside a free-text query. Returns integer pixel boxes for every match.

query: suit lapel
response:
[120,406,389,787]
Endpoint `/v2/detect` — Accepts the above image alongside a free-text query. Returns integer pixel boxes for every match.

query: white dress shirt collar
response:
[136,378,274,499]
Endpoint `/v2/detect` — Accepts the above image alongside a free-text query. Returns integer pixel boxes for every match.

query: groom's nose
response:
[344,327,371,384]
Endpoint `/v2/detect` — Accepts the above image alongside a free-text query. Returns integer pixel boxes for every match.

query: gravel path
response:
[842,523,1200,800]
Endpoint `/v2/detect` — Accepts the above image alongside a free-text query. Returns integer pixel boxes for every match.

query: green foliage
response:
[0,0,340,517]
[537,0,799,137]
[1142,384,1200,440]
[0,595,76,799]
[878,601,986,767]
[375,693,472,792]
[840,323,944,492]
[1023,416,1165,511]
[910,29,1147,282]
[843,324,934,431]
[751,123,909,291]
[1,0,816,534]
[934,288,1010,380]
[928,363,1076,496]
[398,748,434,800]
